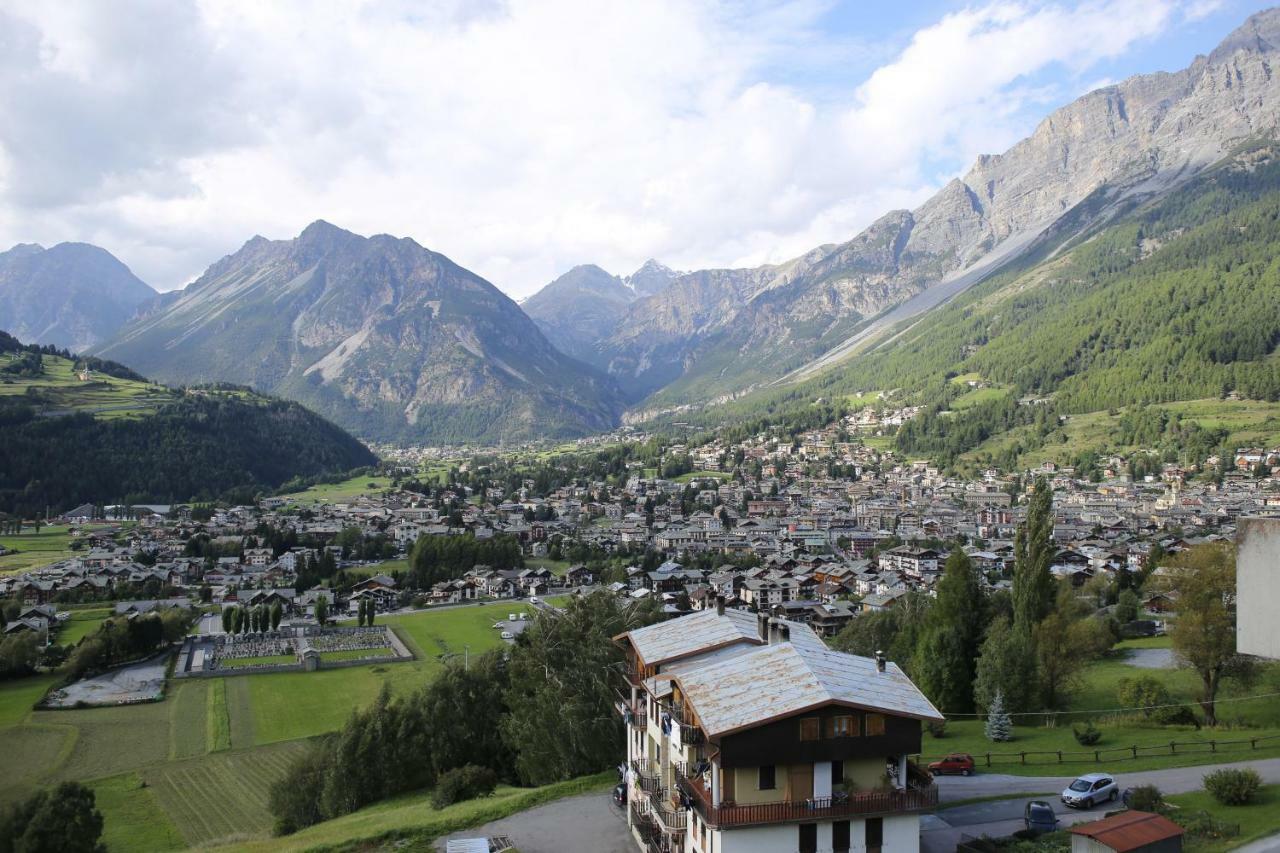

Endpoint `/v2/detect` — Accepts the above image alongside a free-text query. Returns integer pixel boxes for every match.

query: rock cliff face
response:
[0,242,157,352]
[95,222,623,443]
[582,8,1280,407]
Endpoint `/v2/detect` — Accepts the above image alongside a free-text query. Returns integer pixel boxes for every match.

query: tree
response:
[1167,542,1247,726]
[984,690,1013,742]
[974,616,1039,714]
[365,598,375,627]
[1115,588,1140,624]
[231,607,244,635]
[1013,477,1056,631]
[315,595,329,626]
[0,781,106,853]
[249,607,259,633]
[270,601,283,631]
[913,549,985,712]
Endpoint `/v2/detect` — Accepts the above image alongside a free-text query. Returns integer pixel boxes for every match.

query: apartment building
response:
[616,600,942,853]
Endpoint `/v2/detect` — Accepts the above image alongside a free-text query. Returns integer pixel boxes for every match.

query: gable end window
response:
[799,717,821,741]
[826,714,855,738]
[865,713,886,736]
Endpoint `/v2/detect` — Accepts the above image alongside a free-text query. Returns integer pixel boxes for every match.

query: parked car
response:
[928,753,975,776]
[1024,800,1059,834]
[1061,773,1118,808]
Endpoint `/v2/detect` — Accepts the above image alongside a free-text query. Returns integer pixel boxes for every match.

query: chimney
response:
[757,612,770,642]
[715,595,725,617]
[779,624,791,643]
[874,650,886,673]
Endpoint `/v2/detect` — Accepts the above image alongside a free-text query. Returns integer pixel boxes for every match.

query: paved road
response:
[924,757,1280,853]
[435,791,631,853]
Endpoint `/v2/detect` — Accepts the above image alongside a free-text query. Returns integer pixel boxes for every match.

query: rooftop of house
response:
[1068,810,1184,852]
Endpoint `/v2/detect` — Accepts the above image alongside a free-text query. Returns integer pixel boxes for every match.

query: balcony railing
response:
[645,789,689,832]
[674,763,938,829]
[631,758,662,793]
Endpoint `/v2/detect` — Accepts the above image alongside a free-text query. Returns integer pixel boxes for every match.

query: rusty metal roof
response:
[674,642,944,736]
[1069,810,1184,852]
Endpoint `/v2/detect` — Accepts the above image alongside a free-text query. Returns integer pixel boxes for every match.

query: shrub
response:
[1203,768,1262,806]
[1178,810,1241,840]
[1072,721,1102,746]
[1126,784,1164,812]
[431,765,498,810]
[926,719,947,739]
[1116,676,1170,718]
[1152,705,1200,729]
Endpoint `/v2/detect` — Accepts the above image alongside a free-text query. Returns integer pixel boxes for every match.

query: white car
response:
[1061,773,1118,809]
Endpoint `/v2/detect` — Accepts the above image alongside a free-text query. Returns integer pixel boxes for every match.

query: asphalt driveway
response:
[435,791,632,853]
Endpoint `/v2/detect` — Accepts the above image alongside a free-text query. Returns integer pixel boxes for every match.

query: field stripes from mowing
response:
[0,723,76,805]
[207,678,232,752]
[169,680,208,761]
[225,676,256,749]
[142,741,307,846]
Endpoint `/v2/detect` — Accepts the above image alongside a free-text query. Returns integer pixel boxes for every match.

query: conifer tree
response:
[985,690,1013,742]
[1013,477,1056,631]
[913,549,985,713]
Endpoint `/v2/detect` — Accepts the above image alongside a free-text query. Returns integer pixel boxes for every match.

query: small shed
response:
[1070,810,1184,853]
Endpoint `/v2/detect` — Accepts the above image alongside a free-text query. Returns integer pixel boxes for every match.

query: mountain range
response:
[6,8,1280,446]
[0,242,157,352]
[90,221,622,443]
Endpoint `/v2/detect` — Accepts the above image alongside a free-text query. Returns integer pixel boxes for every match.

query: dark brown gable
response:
[717,704,921,769]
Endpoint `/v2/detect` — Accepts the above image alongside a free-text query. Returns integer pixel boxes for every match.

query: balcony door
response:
[786,764,813,802]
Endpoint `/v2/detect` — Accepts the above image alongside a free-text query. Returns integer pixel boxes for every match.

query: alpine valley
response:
[5,8,1279,453]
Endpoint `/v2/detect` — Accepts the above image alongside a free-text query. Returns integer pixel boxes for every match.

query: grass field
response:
[319,647,394,662]
[206,772,615,852]
[91,772,186,853]
[959,398,1280,471]
[1166,783,1280,852]
[525,556,571,576]
[0,352,175,422]
[673,470,733,483]
[0,525,82,574]
[279,472,393,503]
[220,655,298,669]
[919,638,1280,775]
[0,674,57,726]
[57,608,112,645]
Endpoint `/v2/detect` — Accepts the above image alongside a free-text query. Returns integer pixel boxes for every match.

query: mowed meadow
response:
[0,600,546,850]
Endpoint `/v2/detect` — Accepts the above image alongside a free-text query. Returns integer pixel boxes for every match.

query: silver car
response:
[1061,773,1118,809]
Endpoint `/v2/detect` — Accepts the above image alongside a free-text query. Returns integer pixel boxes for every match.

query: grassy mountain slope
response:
[0,332,376,515]
[653,143,1280,467]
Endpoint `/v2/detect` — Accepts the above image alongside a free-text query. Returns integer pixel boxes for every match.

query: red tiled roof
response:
[1069,810,1184,852]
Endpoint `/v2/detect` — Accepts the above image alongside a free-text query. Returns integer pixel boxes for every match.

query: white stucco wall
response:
[709,815,920,853]
[1238,517,1280,659]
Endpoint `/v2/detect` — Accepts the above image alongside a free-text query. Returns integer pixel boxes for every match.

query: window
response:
[758,765,776,790]
[799,823,817,853]
[800,717,821,741]
[865,713,886,736]
[826,715,855,738]
[833,820,851,853]
[867,817,884,853]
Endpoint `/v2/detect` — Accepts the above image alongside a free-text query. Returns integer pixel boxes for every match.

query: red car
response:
[928,753,975,776]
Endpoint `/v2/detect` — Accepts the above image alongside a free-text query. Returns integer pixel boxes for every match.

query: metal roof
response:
[1069,810,1184,852]
[674,642,944,737]
[445,840,490,853]
[623,607,763,666]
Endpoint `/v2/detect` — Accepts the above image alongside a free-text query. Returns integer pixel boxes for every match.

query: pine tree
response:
[914,549,985,713]
[270,601,283,631]
[1013,476,1056,631]
[985,690,1013,742]
[366,598,375,627]
[221,607,234,634]
[315,595,329,626]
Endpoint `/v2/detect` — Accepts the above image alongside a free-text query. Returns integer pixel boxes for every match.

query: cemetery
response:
[177,624,412,676]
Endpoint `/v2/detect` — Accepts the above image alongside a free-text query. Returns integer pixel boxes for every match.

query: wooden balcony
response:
[675,763,938,829]
[631,758,662,794]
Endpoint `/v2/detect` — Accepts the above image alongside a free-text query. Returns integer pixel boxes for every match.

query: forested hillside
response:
[654,144,1280,467]
[0,333,376,515]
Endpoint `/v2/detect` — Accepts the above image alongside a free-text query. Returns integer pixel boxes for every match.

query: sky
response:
[0,0,1273,298]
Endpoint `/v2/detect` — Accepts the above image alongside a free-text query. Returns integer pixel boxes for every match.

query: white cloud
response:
[0,0,1221,296]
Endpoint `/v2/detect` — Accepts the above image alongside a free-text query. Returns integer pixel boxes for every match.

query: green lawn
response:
[220,654,298,669]
[57,609,112,646]
[673,470,733,483]
[91,772,186,853]
[1166,783,1280,852]
[208,772,614,852]
[525,556,571,577]
[0,674,58,726]
[319,647,394,662]
[279,473,393,503]
[0,525,81,574]
[920,643,1280,775]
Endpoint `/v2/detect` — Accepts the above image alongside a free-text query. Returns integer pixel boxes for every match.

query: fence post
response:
[986,753,991,767]
[1170,742,1176,755]
[1131,746,1137,759]
[1057,751,1062,764]
[1210,741,1216,753]
[1095,750,1100,763]
[1021,752,1026,766]
[1252,738,1257,750]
